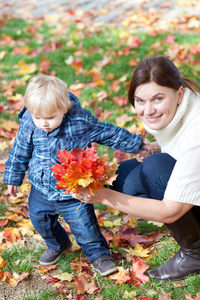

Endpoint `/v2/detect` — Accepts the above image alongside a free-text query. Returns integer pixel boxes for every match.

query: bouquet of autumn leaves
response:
[51,146,119,195]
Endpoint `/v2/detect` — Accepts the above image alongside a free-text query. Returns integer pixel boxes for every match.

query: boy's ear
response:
[177,86,184,105]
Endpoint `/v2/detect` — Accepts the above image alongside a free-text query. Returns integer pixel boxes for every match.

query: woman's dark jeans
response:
[29,187,110,262]
[112,153,175,199]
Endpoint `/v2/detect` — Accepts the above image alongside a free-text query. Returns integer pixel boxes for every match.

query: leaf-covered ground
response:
[1,0,200,299]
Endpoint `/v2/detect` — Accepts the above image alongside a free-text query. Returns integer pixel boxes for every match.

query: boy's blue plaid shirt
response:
[4,92,143,201]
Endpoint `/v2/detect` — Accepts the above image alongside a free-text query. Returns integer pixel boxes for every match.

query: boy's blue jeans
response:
[112,153,176,200]
[28,187,110,262]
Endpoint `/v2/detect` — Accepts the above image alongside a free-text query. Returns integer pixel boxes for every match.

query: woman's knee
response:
[111,159,141,193]
[140,153,176,199]
[142,153,176,175]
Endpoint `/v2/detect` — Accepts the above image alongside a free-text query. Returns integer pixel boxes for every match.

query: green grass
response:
[23,290,64,300]
[1,243,44,273]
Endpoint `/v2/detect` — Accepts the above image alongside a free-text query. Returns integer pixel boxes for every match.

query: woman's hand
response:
[71,187,97,204]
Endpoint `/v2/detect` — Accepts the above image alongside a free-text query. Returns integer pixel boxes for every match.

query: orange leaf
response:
[34,264,57,273]
[1,271,12,282]
[0,218,8,228]
[3,227,21,243]
[0,253,7,268]
[109,267,130,285]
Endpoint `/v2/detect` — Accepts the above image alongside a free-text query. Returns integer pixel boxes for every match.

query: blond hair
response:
[23,73,72,117]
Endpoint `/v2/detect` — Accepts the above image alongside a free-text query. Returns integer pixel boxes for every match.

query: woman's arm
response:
[72,187,193,224]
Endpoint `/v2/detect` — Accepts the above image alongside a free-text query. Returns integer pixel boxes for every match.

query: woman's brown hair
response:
[128,56,200,106]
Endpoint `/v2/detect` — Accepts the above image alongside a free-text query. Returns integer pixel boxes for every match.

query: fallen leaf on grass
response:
[0,120,19,132]
[129,257,150,286]
[0,141,9,151]
[0,253,7,268]
[109,266,130,285]
[147,220,164,227]
[8,272,29,287]
[3,227,21,243]
[0,50,6,60]
[185,292,200,300]
[34,264,57,273]
[122,243,152,258]
[5,212,23,223]
[122,290,137,299]
[73,273,101,295]
[103,218,121,228]
[16,62,38,75]
[0,218,8,228]
[50,272,73,282]
[158,291,173,299]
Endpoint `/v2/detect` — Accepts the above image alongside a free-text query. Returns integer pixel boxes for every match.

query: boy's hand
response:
[135,139,153,162]
[7,185,18,197]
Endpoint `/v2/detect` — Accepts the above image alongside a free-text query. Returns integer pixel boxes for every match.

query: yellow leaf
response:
[16,63,38,75]
[7,93,23,102]
[53,272,73,281]
[103,220,113,228]
[9,194,26,204]
[16,219,34,228]
[113,218,122,227]
[20,183,31,193]
[0,50,6,60]
[5,213,23,222]
[22,45,32,55]
[147,220,164,227]
[123,290,137,299]
[9,272,29,287]
[19,227,35,236]
[0,141,9,151]
[78,178,93,187]
[122,243,151,258]
[0,120,19,132]
[107,207,120,216]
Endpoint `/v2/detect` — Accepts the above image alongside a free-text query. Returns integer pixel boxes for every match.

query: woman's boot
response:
[148,207,200,281]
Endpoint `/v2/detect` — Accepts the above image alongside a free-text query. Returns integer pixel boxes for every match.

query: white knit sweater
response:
[143,88,200,206]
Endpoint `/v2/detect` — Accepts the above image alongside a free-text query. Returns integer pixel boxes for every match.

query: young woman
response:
[72,56,200,281]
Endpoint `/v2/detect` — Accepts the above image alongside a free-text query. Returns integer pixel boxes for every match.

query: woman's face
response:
[134,82,184,130]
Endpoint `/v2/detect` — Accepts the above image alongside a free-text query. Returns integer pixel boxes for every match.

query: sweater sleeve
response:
[4,121,33,186]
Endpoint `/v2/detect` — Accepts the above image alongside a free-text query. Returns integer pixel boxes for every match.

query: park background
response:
[0,0,200,299]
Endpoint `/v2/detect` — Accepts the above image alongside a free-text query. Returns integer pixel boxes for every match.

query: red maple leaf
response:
[129,257,150,286]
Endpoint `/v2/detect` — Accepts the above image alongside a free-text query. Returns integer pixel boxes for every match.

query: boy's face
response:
[31,110,65,132]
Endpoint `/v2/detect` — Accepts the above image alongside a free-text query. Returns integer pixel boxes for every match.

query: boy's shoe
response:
[39,239,72,266]
[92,255,118,276]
